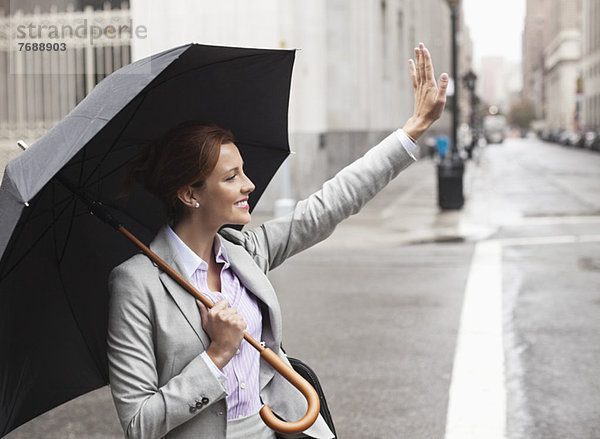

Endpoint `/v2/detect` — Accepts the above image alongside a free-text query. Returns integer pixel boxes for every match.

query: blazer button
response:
[201,397,209,405]
[189,406,197,414]
[195,400,203,409]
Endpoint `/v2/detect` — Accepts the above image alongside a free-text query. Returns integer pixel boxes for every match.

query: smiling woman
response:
[106,43,448,439]
[122,121,236,225]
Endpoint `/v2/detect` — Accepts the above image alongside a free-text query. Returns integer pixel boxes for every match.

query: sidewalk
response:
[248,154,495,249]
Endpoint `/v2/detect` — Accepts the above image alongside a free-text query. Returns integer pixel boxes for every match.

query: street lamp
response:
[462,69,479,158]
[436,0,464,210]
[447,0,460,157]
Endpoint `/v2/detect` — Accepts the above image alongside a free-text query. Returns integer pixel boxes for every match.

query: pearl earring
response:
[194,202,200,208]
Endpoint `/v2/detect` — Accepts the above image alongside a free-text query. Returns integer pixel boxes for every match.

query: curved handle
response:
[115,227,320,435]
[258,348,321,435]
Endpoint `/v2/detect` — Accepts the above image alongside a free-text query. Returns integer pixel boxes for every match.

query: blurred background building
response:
[130,0,472,206]
[1,0,474,213]
[581,0,600,132]
[520,0,600,139]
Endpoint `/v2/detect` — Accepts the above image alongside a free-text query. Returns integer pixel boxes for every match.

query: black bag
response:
[283,356,338,438]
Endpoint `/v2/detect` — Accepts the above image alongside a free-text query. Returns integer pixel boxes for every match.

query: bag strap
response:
[280,345,337,438]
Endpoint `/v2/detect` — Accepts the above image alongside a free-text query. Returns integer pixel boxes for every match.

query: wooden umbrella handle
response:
[117,226,320,434]
[258,348,321,434]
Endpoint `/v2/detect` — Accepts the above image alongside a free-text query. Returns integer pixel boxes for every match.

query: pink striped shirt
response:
[167,226,263,420]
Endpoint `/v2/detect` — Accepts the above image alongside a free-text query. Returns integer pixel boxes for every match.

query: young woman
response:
[107,43,448,439]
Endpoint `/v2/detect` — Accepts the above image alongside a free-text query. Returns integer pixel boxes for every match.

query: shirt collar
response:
[166,225,231,279]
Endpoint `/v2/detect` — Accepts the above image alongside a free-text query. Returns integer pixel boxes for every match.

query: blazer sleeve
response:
[107,262,227,439]
[222,130,416,271]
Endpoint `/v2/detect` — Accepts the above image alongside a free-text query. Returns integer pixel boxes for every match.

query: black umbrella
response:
[0,43,318,436]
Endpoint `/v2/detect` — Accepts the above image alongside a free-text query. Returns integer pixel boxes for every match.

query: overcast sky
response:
[462,0,526,65]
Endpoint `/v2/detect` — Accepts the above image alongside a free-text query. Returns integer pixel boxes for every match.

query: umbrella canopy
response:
[0,43,296,436]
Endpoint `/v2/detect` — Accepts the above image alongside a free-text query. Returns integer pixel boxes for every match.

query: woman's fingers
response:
[423,46,435,83]
[197,298,247,331]
[414,46,422,85]
[418,44,426,84]
[437,73,449,101]
[409,59,417,89]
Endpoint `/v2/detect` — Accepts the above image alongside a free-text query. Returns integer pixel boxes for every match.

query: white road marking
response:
[501,215,600,227]
[501,234,600,247]
[444,231,600,439]
[444,240,506,439]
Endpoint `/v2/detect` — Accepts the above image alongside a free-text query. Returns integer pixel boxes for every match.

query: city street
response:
[5,136,600,439]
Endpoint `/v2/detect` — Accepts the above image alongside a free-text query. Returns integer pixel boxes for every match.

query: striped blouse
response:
[167,225,263,420]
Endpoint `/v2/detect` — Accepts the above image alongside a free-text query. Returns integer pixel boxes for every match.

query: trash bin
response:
[437,156,464,210]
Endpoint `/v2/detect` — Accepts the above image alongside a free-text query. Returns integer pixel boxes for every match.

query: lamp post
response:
[462,69,478,158]
[448,0,460,157]
[437,0,464,210]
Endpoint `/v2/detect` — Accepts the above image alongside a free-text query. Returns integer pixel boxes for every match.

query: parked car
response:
[558,130,573,145]
[563,131,583,147]
[583,131,598,149]
[483,115,507,144]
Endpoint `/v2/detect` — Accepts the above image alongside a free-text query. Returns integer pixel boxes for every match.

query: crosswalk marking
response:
[445,240,506,439]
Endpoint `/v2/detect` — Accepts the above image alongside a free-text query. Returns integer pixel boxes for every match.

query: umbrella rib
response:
[90,201,157,236]
[82,157,136,193]
[55,247,109,384]
[0,188,45,280]
[0,193,77,283]
[9,193,74,227]
[59,139,147,172]
[53,178,79,265]
[0,357,29,436]
[81,93,149,189]
[45,183,108,383]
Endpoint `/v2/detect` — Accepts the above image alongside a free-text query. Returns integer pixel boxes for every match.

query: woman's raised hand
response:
[402,42,449,141]
[197,298,247,370]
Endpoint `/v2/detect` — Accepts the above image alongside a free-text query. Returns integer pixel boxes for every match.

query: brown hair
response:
[122,121,235,224]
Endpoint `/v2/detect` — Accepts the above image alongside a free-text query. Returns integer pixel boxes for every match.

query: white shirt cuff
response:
[200,351,227,384]
[394,128,418,160]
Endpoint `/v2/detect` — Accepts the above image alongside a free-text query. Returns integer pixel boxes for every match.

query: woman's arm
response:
[222,44,447,270]
[106,261,227,439]
[255,129,417,270]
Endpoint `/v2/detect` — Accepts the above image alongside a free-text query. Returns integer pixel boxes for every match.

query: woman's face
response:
[193,142,255,227]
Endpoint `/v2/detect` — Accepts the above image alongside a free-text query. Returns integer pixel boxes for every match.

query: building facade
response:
[0,1,471,213]
[522,0,550,120]
[581,0,600,130]
[131,0,466,210]
[543,0,582,132]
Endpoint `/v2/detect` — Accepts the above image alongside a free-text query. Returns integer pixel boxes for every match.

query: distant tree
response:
[508,99,536,130]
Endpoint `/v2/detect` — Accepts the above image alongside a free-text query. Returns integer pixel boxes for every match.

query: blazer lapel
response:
[219,237,283,389]
[149,226,211,349]
[219,238,282,345]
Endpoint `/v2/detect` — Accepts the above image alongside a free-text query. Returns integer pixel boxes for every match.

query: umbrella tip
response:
[17,140,28,151]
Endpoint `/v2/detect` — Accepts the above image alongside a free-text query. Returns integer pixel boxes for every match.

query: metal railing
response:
[0,2,132,141]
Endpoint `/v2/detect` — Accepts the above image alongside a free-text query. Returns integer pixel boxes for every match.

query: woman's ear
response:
[176,185,198,208]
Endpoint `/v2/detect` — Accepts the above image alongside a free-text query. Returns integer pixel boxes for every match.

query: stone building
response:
[581,0,600,130]
[522,0,550,120]
[543,0,582,131]
[131,0,467,210]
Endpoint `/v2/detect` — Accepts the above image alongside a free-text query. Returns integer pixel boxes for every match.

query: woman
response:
[107,43,448,439]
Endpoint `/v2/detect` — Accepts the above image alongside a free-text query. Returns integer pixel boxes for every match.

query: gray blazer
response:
[107,131,416,439]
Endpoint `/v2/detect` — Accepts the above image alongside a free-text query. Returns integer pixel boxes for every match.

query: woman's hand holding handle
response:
[197,298,246,370]
[402,42,449,142]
